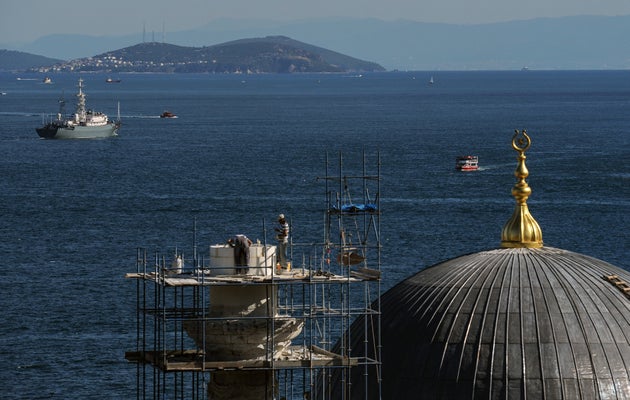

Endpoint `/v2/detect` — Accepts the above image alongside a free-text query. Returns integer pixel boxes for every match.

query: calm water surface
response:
[0,71,628,398]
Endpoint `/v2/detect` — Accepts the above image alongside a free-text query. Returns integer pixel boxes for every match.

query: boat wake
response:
[0,112,162,119]
[122,115,162,119]
[475,163,514,171]
[0,112,42,117]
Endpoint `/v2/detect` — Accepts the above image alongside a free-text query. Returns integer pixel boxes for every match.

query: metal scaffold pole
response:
[124,152,382,399]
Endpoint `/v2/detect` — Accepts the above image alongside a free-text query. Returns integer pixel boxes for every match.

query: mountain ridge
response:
[27,36,384,73]
[2,15,630,70]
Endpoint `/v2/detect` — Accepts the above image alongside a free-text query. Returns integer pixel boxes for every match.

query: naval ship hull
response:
[36,122,119,139]
[36,78,121,140]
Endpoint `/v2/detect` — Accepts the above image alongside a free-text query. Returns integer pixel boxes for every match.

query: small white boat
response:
[455,155,479,171]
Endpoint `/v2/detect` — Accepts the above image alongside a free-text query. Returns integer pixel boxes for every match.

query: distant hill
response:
[0,49,62,71]
[6,15,630,70]
[32,36,385,73]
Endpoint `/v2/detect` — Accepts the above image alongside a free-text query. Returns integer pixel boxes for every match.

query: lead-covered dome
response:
[366,246,630,399]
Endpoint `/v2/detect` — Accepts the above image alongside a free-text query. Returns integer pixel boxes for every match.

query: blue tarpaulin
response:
[331,203,378,213]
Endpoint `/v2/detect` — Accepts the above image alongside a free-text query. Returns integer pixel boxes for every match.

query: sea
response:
[0,70,628,398]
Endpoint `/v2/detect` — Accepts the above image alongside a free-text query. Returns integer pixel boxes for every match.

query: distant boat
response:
[43,77,52,84]
[429,76,434,85]
[106,77,121,83]
[160,111,178,118]
[455,155,479,171]
[36,78,120,139]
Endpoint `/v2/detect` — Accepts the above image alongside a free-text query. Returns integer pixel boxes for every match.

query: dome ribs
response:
[328,248,630,399]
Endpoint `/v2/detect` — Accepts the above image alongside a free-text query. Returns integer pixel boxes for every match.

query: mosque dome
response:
[326,131,630,399]
[366,246,630,399]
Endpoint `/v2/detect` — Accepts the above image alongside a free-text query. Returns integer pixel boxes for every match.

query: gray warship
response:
[36,78,120,139]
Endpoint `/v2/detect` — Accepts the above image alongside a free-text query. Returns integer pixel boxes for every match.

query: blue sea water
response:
[0,70,628,398]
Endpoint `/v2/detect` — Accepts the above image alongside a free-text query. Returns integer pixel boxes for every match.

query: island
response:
[29,36,385,74]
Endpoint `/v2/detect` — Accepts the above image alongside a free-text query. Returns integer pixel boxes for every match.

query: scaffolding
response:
[125,152,382,399]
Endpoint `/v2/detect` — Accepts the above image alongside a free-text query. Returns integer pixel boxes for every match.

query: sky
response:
[3,0,630,44]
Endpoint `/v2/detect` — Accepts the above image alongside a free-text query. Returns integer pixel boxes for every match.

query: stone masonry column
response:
[184,244,303,399]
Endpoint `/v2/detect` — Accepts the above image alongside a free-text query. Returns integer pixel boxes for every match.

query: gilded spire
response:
[501,130,543,248]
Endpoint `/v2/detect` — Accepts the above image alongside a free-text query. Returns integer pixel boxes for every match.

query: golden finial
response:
[501,130,543,248]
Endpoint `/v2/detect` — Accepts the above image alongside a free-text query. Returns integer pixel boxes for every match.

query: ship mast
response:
[75,78,87,123]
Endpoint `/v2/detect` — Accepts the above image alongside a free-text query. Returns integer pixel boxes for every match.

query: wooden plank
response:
[125,349,357,372]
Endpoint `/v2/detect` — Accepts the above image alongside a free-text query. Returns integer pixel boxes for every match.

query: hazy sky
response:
[3,0,630,43]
